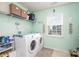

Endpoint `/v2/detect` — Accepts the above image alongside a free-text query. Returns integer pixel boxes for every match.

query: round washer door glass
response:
[30,40,36,51]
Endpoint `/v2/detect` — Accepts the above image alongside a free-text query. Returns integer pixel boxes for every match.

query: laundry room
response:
[0,2,79,57]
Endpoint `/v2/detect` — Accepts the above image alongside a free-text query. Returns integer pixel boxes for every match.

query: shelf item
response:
[9,51,16,57]
[28,13,35,21]
[0,36,14,57]
[69,49,78,57]
[0,47,13,57]
[21,10,27,18]
[10,4,28,19]
[0,51,9,57]
[0,47,13,54]
[0,47,5,51]
[10,4,21,16]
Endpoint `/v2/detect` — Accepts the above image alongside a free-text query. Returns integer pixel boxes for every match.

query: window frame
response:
[47,13,63,37]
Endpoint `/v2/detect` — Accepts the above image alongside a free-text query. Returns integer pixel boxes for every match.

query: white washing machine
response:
[34,33,43,51]
[14,34,40,57]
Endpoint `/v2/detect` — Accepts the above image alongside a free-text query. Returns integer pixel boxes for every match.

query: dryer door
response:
[28,40,37,54]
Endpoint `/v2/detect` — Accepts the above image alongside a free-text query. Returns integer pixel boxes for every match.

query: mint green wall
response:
[0,14,32,36]
[32,3,79,51]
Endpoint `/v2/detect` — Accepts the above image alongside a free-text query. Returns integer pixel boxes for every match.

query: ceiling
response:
[22,2,72,12]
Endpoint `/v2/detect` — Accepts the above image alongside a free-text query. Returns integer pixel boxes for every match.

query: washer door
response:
[28,40,37,54]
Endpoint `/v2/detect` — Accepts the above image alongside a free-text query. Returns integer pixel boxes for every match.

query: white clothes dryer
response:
[34,33,43,51]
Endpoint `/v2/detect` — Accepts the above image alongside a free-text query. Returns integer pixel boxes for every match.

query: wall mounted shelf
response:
[0,3,28,20]
[0,41,14,47]
[0,47,13,54]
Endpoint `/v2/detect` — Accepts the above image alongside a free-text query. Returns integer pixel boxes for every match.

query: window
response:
[47,13,63,36]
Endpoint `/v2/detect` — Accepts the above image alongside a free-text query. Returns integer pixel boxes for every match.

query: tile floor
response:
[36,48,53,57]
[36,47,70,57]
[52,50,70,57]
